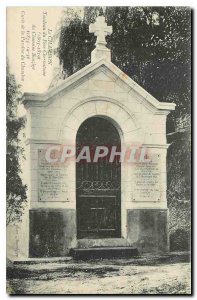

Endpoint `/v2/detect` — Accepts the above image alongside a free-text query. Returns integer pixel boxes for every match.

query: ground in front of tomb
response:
[7,252,191,295]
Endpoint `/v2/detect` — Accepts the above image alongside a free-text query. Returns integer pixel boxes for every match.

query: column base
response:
[127,209,169,253]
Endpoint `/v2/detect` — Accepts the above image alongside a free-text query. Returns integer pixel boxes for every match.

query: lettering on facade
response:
[133,154,161,202]
[38,149,68,202]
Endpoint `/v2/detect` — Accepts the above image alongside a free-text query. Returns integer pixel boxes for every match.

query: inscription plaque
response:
[38,149,68,202]
[133,154,161,202]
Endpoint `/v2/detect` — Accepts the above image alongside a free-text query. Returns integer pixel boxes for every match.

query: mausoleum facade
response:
[8,16,176,258]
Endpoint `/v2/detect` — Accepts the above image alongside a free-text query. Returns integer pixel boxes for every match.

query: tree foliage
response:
[57,6,191,128]
[6,61,27,225]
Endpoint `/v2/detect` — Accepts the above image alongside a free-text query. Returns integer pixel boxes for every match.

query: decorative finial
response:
[89,16,112,49]
[89,16,112,62]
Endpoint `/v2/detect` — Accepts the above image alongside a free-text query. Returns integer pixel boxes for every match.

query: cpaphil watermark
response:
[44,144,151,164]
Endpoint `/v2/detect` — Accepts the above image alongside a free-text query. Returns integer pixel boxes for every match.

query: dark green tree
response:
[6,61,27,225]
[57,7,191,125]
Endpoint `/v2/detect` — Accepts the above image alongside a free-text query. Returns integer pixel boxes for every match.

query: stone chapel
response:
[8,16,176,259]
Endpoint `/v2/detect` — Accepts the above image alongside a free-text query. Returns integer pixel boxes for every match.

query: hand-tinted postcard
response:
[6,6,191,295]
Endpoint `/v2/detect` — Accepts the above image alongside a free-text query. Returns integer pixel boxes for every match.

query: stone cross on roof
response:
[89,16,112,62]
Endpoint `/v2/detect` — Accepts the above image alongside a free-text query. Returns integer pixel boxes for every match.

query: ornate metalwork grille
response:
[76,116,121,239]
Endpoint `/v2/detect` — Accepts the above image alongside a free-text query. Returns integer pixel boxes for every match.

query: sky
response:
[7,7,85,117]
[7,7,65,94]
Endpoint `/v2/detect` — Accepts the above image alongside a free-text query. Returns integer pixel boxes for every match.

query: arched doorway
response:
[76,116,121,239]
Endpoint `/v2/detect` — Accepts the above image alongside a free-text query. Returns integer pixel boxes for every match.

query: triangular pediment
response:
[22,58,175,113]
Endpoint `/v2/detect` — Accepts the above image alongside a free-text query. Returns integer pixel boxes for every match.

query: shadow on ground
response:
[7,252,191,295]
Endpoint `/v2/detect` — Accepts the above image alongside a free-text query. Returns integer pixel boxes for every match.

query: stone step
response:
[70,247,139,260]
[8,257,72,265]
[77,238,130,248]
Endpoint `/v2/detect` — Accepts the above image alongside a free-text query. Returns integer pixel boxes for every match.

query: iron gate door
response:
[76,116,121,239]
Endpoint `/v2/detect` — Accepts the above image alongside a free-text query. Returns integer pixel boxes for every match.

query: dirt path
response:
[7,258,191,294]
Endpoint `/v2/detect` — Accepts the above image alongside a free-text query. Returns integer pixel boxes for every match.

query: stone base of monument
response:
[77,238,129,248]
[70,247,139,260]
